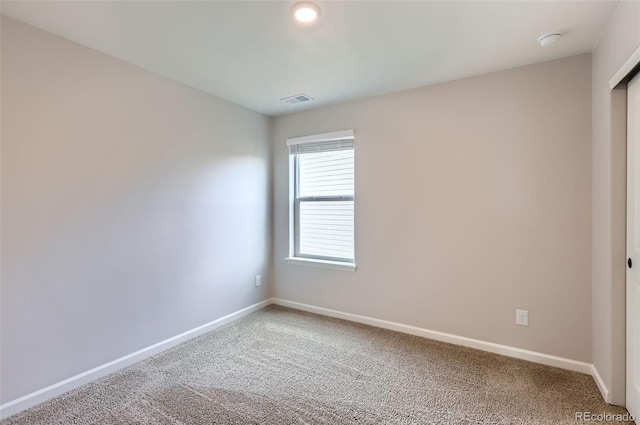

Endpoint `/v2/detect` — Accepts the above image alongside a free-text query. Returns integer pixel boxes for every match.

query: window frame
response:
[286,130,356,271]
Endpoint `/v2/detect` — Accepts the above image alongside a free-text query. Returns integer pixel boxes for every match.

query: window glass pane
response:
[299,200,354,260]
[298,150,354,197]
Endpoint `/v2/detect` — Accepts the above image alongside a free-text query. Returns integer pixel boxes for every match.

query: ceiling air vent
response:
[281,93,314,105]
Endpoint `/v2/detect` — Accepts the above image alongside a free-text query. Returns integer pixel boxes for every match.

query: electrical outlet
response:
[516,309,528,326]
[255,275,262,287]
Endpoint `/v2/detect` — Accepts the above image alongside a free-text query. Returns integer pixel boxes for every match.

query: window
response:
[286,130,355,271]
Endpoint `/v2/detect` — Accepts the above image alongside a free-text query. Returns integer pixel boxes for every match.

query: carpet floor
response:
[1,305,632,424]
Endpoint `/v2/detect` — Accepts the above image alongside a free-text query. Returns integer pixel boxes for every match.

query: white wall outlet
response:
[255,275,262,287]
[516,309,528,326]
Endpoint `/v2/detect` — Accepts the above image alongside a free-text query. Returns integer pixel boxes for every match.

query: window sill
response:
[285,257,357,272]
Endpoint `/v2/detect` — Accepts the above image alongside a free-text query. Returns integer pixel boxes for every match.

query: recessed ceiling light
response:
[538,33,562,47]
[292,2,320,24]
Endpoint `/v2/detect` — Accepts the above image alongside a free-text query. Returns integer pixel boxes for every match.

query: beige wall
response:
[1,16,271,404]
[592,0,640,406]
[272,54,593,363]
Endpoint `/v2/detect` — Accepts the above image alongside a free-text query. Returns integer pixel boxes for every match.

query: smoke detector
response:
[281,93,314,105]
[538,33,562,47]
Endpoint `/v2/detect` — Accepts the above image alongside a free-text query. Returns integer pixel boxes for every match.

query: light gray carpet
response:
[1,306,632,424]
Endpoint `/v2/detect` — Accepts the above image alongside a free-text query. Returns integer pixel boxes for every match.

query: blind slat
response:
[299,200,354,260]
[299,150,354,198]
[289,139,353,155]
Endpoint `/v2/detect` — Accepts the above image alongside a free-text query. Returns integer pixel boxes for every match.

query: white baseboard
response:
[0,298,273,420]
[0,296,603,420]
[272,298,593,375]
[591,365,611,404]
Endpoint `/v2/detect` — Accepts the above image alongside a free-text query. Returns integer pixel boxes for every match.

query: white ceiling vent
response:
[282,93,314,105]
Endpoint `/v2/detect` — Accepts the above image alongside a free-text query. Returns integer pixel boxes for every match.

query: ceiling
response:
[1,1,619,116]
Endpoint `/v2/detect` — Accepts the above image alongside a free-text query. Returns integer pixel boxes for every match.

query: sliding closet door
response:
[627,72,640,420]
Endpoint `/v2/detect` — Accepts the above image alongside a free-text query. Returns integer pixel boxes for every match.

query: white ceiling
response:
[1,1,619,116]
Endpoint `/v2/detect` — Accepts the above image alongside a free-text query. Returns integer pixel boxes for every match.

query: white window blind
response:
[288,130,355,264]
